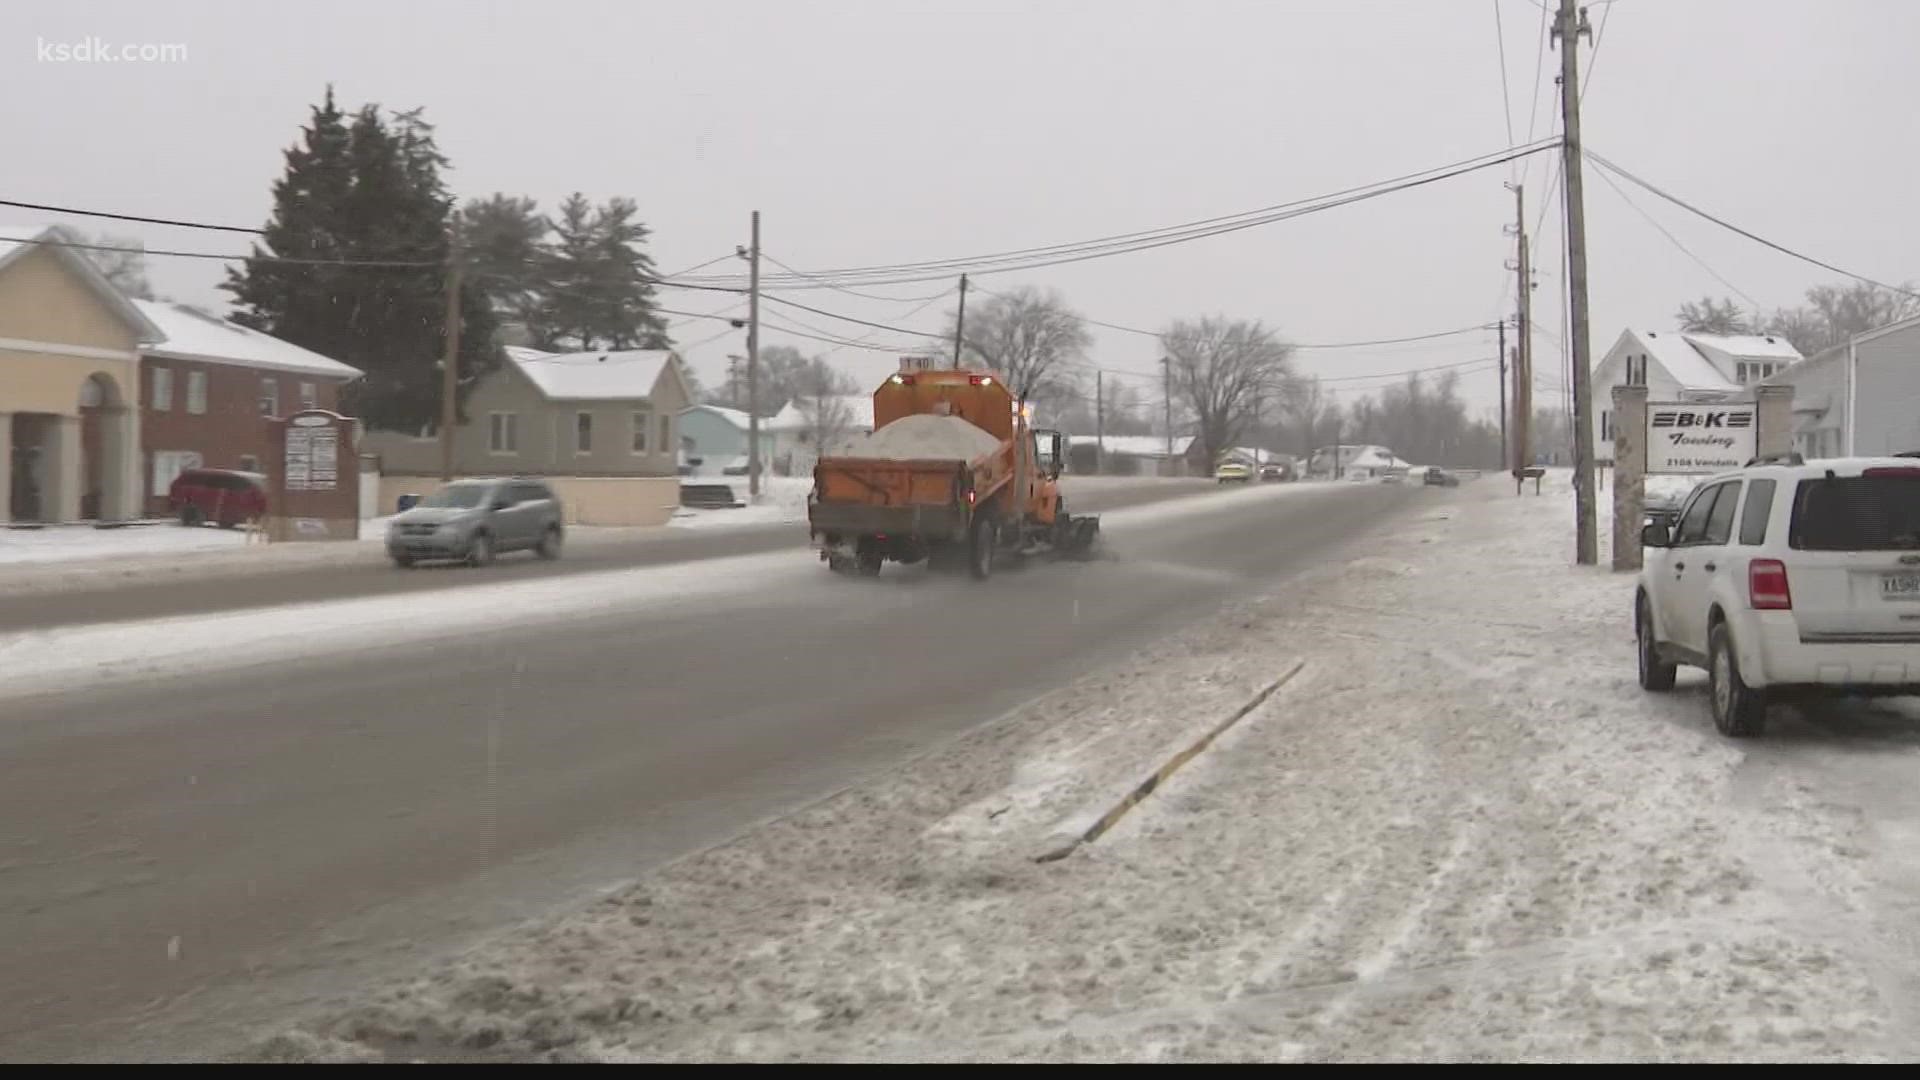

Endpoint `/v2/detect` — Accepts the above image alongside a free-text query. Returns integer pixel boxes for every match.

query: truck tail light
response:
[968,374,993,386]
[890,374,915,386]
[1749,559,1792,610]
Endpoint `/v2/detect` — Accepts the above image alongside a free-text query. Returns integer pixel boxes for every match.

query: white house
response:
[1592,329,1803,463]
[1066,434,1196,476]
[765,393,875,475]
[1765,313,1920,458]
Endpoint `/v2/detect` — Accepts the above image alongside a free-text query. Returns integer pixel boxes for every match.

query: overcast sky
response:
[5,0,1916,416]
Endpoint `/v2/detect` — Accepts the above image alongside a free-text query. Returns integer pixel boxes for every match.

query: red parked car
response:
[169,468,268,528]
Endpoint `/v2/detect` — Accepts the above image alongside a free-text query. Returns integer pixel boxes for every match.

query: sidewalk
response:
[253,474,1909,1063]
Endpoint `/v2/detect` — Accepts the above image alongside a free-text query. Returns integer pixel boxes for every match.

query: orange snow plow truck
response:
[808,358,1100,579]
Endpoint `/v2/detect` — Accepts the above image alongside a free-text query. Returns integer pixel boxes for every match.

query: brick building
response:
[134,300,361,515]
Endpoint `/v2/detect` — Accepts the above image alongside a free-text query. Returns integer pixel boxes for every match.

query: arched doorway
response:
[77,372,130,521]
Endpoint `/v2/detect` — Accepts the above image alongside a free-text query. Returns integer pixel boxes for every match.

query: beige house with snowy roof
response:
[1591,328,1803,464]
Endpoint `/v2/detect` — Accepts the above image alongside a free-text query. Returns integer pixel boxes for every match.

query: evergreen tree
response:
[527,193,670,352]
[224,89,499,434]
[463,193,548,327]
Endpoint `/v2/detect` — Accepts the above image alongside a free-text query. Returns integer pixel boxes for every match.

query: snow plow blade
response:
[1059,515,1101,558]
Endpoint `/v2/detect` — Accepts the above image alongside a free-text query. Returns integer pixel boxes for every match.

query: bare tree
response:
[82,232,154,299]
[1285,374,1329,461]
[1675,295,1755,335]
[944,285,1090,406]
[1766,280,1920,357]
[794,357,859,456]
[1162,316,1295,467]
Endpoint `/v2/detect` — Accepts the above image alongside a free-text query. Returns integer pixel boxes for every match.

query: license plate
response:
[1883,573,1920,600]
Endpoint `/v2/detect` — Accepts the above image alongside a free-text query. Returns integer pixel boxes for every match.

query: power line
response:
[676,323,743,352]
[757,252,955,303]
[1314,355,1501,383]
[1493,0,1517,151]
[0,197,262,235]
[0,232,438,267]
[1590,162,1763,311]
[682,139,1561,286]
[758,314,924,354]
[1580,0,1613,107]
[660,252,740,278]
[1518,0,1553,190]
[1586,150,1920,299]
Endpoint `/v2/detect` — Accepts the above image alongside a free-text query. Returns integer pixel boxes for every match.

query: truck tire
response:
[969,516,996,580]
[856,547,883,577]
[1708,622,1767,737]
[1636,594,1677,692]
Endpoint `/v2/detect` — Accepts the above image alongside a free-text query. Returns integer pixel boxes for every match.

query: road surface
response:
[0,478,1217,634]
[0,480,1415,1061]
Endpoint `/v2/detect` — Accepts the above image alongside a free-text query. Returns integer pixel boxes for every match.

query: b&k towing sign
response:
[1646,402,1757,473]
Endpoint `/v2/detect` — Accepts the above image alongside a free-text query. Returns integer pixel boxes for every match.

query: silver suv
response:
[386,478,564,568]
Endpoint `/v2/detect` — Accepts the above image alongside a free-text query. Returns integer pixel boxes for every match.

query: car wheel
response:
[179,506,204,527]
[392,553,416,569]
[1708,622,1767,737]
[968,516,996,580]
[535,526,562,560]
[1636,595,1677,691]
[466,531,494,568]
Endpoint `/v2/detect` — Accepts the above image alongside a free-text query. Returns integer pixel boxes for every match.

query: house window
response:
[658,414,671,453]
[186,371,208,414]
[299,382,318,410]
[152,450,203,494]
[631,410,650,453]
[151,367,173,411]
[1600,410,1612,441]
[259,376,279,416]
[489,412,518,454]
[575,412,594,454]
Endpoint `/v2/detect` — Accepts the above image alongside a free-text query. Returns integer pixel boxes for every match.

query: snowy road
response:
[0,476,1216,634]
[0,479,1411,1061]
[247,474,1920,1064]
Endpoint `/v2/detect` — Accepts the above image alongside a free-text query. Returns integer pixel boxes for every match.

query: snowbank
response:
[250,473,1908,1063]
[0,522,247,565]
[669,477,812,531]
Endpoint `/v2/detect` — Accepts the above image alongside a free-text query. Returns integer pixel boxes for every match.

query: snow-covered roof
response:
[1631,329,1739,391]
[136,299,361,379]
[509,348,676,401]
[1068,434,1195,458]
[1684,333,1802,382]
[0,223,164,343]
[1349,447,1409,470]
[679,403,761,430]
[766,394,875,433]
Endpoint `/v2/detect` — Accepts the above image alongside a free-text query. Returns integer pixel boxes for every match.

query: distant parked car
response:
[385,478,564,568]
[169,468,267,528]
[1215,461,1252,484]
[1423,468,1459,487]
[1259,462,1292,483]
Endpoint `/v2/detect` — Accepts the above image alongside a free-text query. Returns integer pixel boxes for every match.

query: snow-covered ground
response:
[251,473,1920,1062]
[0,522,252,565]
[668,477,812,531]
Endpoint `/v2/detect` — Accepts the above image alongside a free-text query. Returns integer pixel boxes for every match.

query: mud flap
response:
[1060,516,1101,558]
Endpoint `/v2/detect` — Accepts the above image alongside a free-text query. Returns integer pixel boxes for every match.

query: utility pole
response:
[1509,183,1533,482]
[1252,389,1263,467]
[1094,368,1105,475]
[1555,0,1599,564]
[439,226,463,482]
[1497,316,1509,470]
[952,273,969,368]
[746,211,762,500]
[1161,356,1174,464]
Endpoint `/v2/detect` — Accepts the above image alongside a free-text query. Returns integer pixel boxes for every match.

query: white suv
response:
[1636,455,1920,736]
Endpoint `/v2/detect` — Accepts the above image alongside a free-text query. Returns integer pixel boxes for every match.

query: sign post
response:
[270,409,361,542]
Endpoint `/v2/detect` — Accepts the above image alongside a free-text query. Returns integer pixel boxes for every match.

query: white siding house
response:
[1767,314,1920,458]
[1591,329,1802,463]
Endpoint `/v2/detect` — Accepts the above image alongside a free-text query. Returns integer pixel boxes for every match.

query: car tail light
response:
[1862,467,1920,478]
[1749,559,1792,610]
